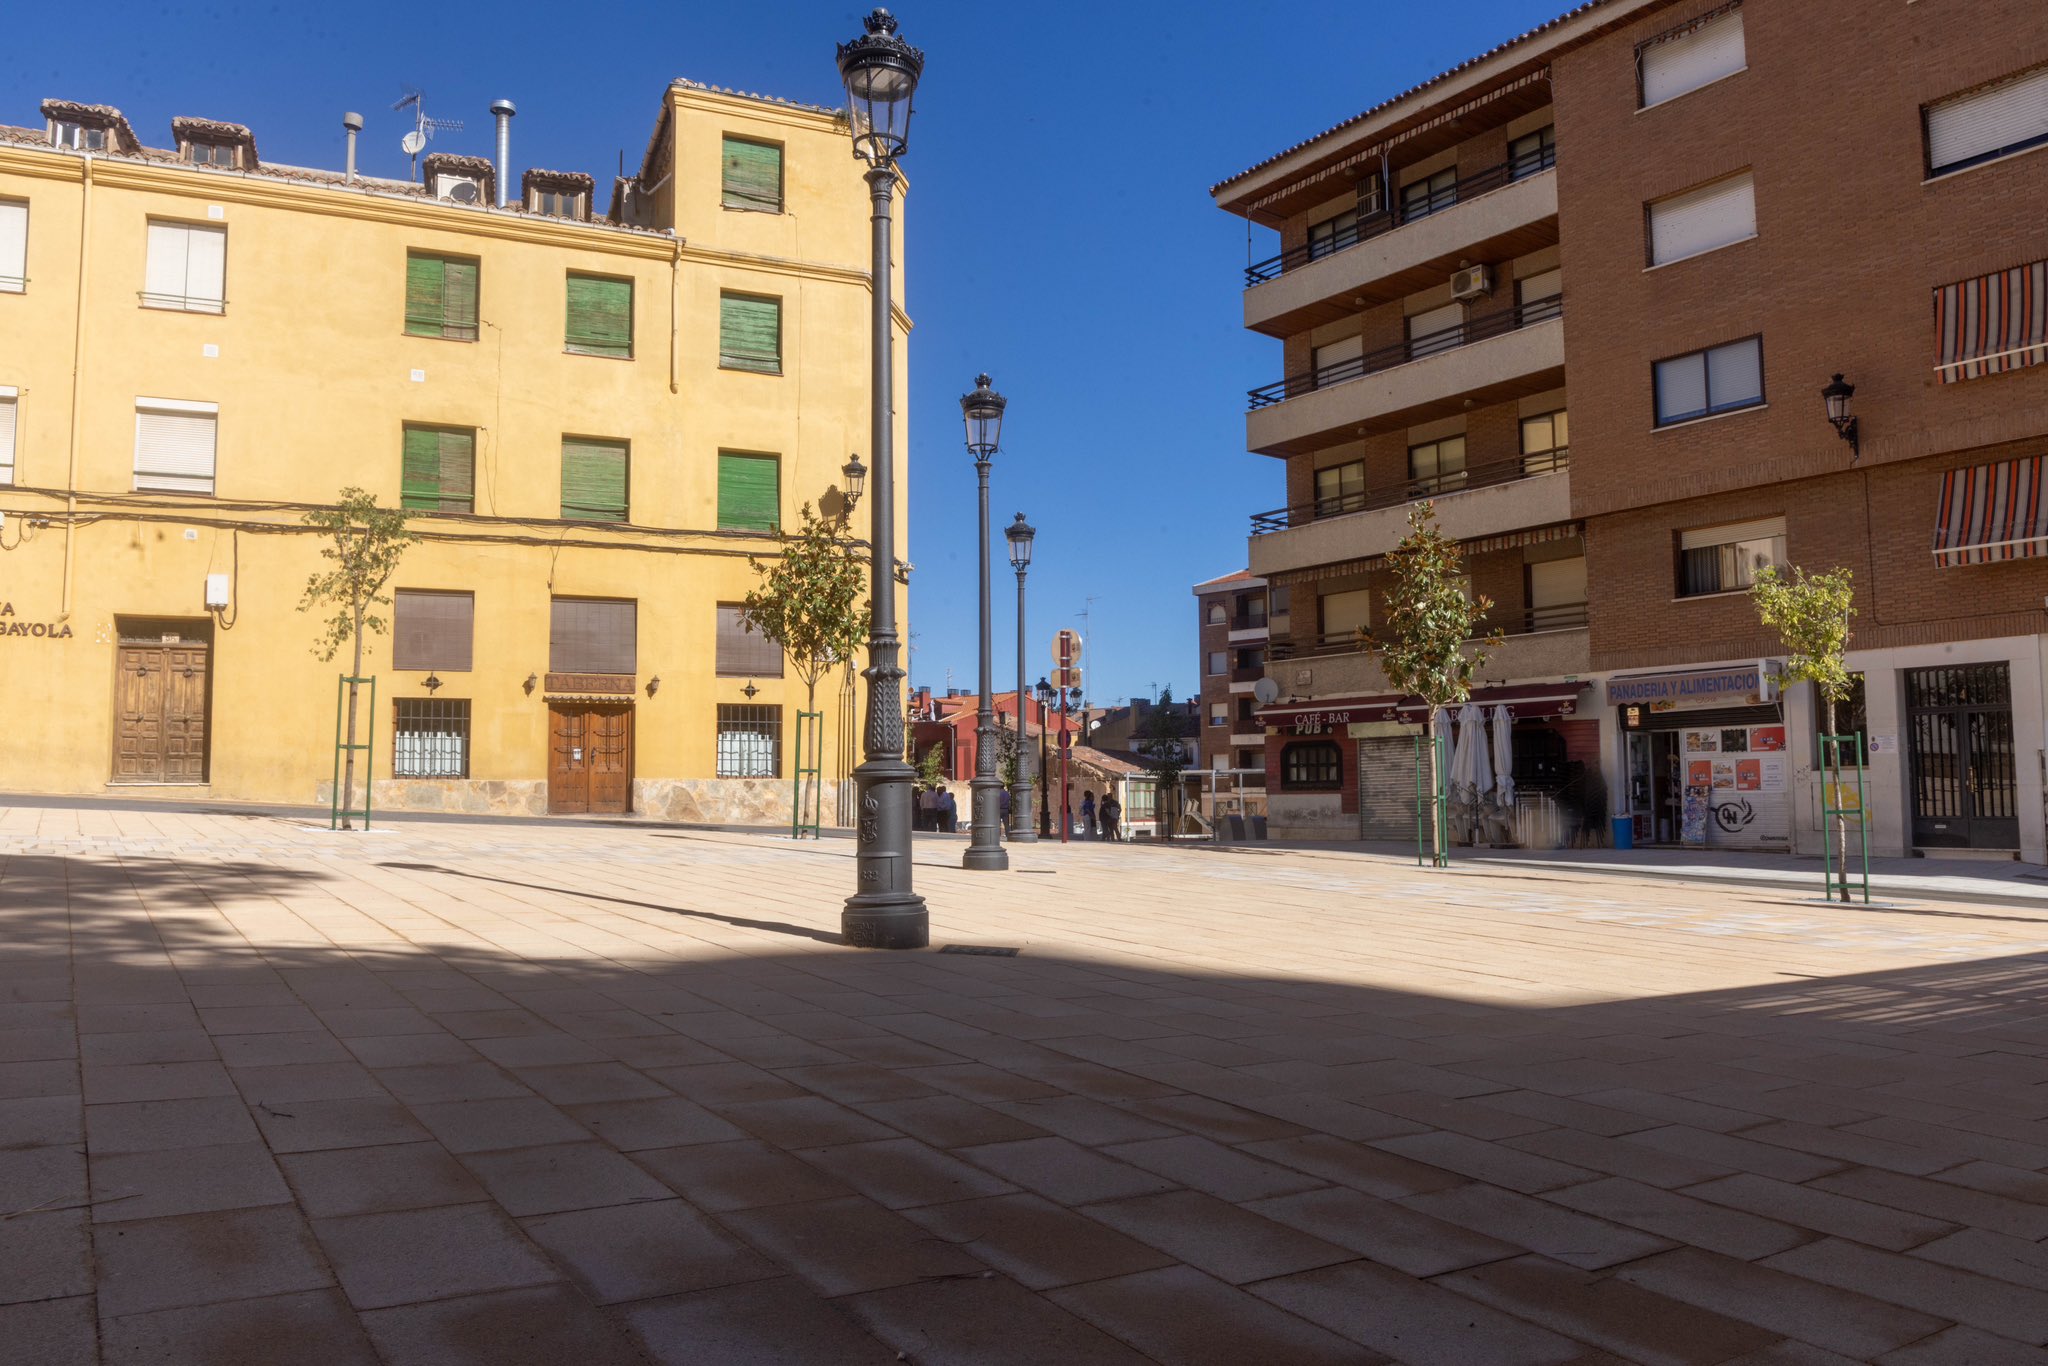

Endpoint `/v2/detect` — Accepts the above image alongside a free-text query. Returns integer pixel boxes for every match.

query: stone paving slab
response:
[7,804,2048,1362]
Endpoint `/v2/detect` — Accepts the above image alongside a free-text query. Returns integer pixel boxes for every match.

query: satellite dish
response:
[447,180,480,204]
[1253,677,1281,705]
[400,130,427,156]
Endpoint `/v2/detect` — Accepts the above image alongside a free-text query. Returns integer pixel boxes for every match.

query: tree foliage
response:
[1362,503,1500,707]
[1137,688,1190,835]
[298,488,416,663]
[1751,564,1859,901]
[741,501,871,708]
[918,742,947,791]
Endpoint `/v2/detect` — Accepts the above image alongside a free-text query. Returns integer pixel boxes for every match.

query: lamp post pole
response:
[961,375,1008,871]
[1007,515,1037,842]
[1035,678,1052,838]
[837,9,928,948]
[1060,687,1072,844]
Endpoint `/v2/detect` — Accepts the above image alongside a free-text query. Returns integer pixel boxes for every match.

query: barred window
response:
[716,704,780,777]
[394,698,470,778]
[1281,741,1342,791]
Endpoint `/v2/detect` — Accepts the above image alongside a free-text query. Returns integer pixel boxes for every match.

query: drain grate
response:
[939,944,1020,957]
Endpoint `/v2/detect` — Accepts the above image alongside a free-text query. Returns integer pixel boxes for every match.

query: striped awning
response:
[1935,258,2047,383]
[1933,456,2047,566]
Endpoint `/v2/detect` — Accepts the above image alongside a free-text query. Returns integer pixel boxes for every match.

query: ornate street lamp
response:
[961,374,1009,871]
[841,453,867,511]
[1034,676,1055,837]
[1821,373,1859,460]
[836,8,928,947]
[1005,513,1037,842]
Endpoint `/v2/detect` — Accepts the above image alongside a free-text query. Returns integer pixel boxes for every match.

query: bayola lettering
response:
[0,618,73,640]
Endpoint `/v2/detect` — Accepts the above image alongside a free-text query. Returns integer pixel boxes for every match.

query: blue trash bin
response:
[1610,815,1634,850]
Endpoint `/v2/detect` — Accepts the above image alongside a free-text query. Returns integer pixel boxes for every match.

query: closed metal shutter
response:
[393,591,474,672]
[133,400,217,494]
[1927,65,2048,174]
[1358,735,1417,841]
[550,598,636,674]
[715,604,785,678]
[1649,173,1755,265]
[1641,9,1745,108]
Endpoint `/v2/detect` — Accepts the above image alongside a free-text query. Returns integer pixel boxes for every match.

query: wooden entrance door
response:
[114,644,209,782]
[548,703,633,815]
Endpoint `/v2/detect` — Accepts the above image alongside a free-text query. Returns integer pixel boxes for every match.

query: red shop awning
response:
[1258,681,1586,735]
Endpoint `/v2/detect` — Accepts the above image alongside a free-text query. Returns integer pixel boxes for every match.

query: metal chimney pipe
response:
[342,111,363,183]
[489,99,516,207]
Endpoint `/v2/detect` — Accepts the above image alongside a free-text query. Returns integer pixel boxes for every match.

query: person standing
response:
[1101,790,1121,843]
[1079,791,1096,840]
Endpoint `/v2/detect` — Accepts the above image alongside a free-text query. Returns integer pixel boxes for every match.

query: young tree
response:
[1751,564,1857,901]
[1362,503,1501,862]
[1137,689,1190,838]
[298,488,416,830]
[741,501,871,835]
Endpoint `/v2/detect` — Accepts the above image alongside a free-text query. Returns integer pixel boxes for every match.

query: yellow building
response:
[0,83,909,820]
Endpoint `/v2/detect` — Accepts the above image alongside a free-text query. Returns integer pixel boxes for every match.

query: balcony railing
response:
[1523,600,1589,633]
[1230,665,1267,683]
[1250,448,1568,534]
[1248,296,1562,412]
[1231,613,1268,631]
[1243,144,1557,287]
[1269,601,1587,663]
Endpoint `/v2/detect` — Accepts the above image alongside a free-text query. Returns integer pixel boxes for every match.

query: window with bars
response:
[716,704,781,777]
[716,604,785,677]
[565,274,632,359]
[143,221,226,313]
[1282,741,1342,790]
[718,293,782,373]
[550,597,636,674]
[401,426,476,514]
[393,698,470,778]
[561,437,629,521]
[1677,517,1785,597]
[392,590,474,671]
[721,137,784,212]
[1654,336,1763,426]
[0,200,26,293]
[404,252,479,341]
[717,451,780,532]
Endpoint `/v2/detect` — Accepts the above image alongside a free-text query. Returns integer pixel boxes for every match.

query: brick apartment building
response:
[1192,570,1272,784]
[1212,0,2048,860]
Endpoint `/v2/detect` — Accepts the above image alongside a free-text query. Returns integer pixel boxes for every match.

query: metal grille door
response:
[1905,663,2017,849]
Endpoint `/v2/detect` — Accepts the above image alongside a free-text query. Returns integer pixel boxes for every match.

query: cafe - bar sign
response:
[0,603,74,640]
[1604,661,1778,710]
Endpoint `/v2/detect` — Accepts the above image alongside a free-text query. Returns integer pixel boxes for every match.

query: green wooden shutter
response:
[721,138,783,211]
[401,426,441,509]
[717,453,779,531]
[565,276,632,358]
[436,429,475,512]
[441,259,479,340]
[404,254,444,336]
[719,294,781,373]
[562,438,628,521]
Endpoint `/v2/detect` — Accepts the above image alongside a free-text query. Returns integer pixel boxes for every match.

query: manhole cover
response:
[939,945,1020,957]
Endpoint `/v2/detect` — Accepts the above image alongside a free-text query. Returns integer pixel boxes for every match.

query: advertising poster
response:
[1681,786,1709,845]
[1750,725,1786,752]
[1711,759,1737,789]
[1687,759,1712,787]
[1736,759,1761,791]
[1684,731,1720,753]
[1720,729,1749,754]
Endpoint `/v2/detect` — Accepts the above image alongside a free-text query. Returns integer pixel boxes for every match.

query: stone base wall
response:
[316,779,548,817]
[635,778,851,828]
[1266,793,1353,842]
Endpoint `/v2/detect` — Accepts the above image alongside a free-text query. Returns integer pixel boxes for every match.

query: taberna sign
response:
[1604,661,1779,711]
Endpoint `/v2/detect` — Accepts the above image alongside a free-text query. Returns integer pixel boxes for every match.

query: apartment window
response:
[1237,698,1256,725]
[1306,208,1358,260]
[1508,126,1556,179]
[1925,64,2048,176]
[1640,7,1746,110]
[561,437,629,521]
[0,387,15,485]
[1410,435,1467,492]
[531,189,585,219]
[1408,302,1464,359]
[716,704,780,777]
[1528,557,1588,630]
[1935,258,2047,383]
[715,603,785,677]
[717,452,779,532]
[1281,741,1342,791]
[565,274,632,359]
[719,293,782,374]
[1236,647,1265,671]
[392,698,470,779]
[549,597,636,674]
[133,399,216,495]
[1678,517,1785,597]
[1270,585,1291,624]
[1520,410,1569,474]
[1648,173,1756,267]
[400,426,476,514]
[0,200,25,293]
[721,137,784,212]
[1320,588,1371,640]
[184,142,238,168]
[142,222,226,314]
[1206,602,1225,625]
[1517,269,1563,324]
[404,252,479,341]
[51,122,106,151]
[1240,594,1267,626]
[1207,651,1227,676]
[1654,336,1763,426]
[392,590,474,671]
[1311,335,1363,385]
[1399,167,1457,221]
[1209,703,1227,728]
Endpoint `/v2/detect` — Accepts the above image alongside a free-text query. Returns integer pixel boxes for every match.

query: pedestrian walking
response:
[999,786,1011,828]
[915,786,935,832]
[1101,791,1121,842]
[938,787,958,833]
[1079,791,1096,840]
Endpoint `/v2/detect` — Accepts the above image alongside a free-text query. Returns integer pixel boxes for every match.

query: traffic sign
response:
[1052,665,1082,691]
[1050,628,1083,665]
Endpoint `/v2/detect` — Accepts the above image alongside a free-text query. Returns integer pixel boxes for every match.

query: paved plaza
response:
[5,806,2048,1364]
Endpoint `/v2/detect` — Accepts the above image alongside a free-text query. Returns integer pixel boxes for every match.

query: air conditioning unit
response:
[434,174,483,204]
[1450,264,1494,300]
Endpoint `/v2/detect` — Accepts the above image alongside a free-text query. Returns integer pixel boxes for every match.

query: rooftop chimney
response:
[342,111,363,183]
[489,99,516,207]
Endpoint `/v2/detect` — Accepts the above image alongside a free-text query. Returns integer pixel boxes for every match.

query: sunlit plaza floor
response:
[5,803,2048,1364]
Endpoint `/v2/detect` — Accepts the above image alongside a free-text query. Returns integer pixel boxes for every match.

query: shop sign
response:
[1605,662,1777,710]
[0,604,74,640]
[1283,706,1385,736]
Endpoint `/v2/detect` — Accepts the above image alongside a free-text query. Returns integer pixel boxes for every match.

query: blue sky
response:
[23,0,1564,706]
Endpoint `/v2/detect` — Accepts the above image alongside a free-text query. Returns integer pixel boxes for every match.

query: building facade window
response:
[1399,167,1457,221]
[531,189,585,219]
[1307,208,1359,260]
[1654,336,1763,426]
[1315,460,1365,517]
[1238,593,1266,627]
[1320,588,1371,641]
[1640,7,1746,109]
[0,200,25,293]
[1281,740,1342,790]
[1520,410,1569,473]
[1678,516,1785,597]
[1925,64,2048,177]
[404,252,480,341]
[715,603,785,677]
[51,122,106,151]
[1508,126,1556,179]
[0,387,15,486]
[561,437,629,521]
[721,137,784,212]
[1311,335,1363,385]
[392,590,474,671]
[718,293,782,374]
[717,704,781,777]
[1206,601,1225,625]
[1409,435,1467,492]
[549,597,636,674]
[393,698,470,779]
[184,141,238,168]
[1517,269,1563,323]
[717,452,779,532]
[143,222,226,313]
[565,275,633,359]
[401,426,476,514]
[1207,650,1227,675]
[133,399,217,495]
[1407,302,1464,358]
[1209,703,1227,728]
[1648,172,1756,267]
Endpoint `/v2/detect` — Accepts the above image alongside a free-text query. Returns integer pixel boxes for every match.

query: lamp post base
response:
[962,774,1009,870]
[842,757,928,949]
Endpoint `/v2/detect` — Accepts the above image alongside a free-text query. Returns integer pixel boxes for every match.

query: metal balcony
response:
[1250,449,1568,534]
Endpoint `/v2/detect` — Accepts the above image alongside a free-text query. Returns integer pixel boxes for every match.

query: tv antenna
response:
[393,88,463,181]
